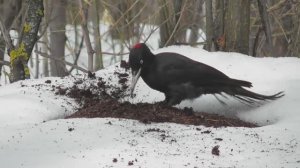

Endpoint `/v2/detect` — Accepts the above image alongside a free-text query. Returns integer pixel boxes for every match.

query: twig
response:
[268,7,290,43]
[267,0,287,12]
[35,50,88,73]
[144,25,161,44]
[102,0,140,36]
[143,9,180,44]
[101,51,129,56]
[174,42,206,46]
[68,36,84,73]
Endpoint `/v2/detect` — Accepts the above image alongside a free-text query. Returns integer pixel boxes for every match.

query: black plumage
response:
[129,43,284,106]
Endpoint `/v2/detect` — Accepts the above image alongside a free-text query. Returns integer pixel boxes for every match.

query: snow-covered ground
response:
[1,46,300,168]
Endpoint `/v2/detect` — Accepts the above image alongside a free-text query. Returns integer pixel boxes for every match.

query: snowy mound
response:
[0,46,300,168]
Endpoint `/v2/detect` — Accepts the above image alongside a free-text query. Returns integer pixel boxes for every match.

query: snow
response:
[0,77,78,125]
[1,46,300,168]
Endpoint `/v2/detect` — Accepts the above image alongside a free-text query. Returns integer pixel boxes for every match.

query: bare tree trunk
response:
[49,0,67,77]
[42,0,49,77]
[214,0,224,38]
[4,0,44,82]
[289,3,300,57]
[93,0,103,71]
[0,37,5,77]
[159,0,187,47]
[34,44,39,79]
[42,30,49,77]
[173,0,185,42]
[224,0,250,55]
[188,0,204,45]
[0,0,22,78]
[239,0,250,54]
[79,0,95,72]
[205,0,213,51]
[213,0,225,51]
[257,0,273,55]
[159,0,175,47]
[174,0,183,26]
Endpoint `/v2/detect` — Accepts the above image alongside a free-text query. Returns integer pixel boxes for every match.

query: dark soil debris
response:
[74,80,83,85]
[214,138,223,141]
[120,60,130,70]
[160,133,170,142]
[212,145,220,156]
[88,71,96,79]
[118,78,128,84]
[55,87,67,95]
[146,128,166,133]
[116,72,129,78]
[128,161,134,166]
[68,127,74,132]
[201,130,212,134]
[97,80,106,88]
[67,98,257,128]
[45,80,51,84]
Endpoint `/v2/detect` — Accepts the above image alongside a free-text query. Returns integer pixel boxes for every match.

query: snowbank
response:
[0,46,300,168]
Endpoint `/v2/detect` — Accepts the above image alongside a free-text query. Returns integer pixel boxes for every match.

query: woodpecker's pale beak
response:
[130,68,142,98]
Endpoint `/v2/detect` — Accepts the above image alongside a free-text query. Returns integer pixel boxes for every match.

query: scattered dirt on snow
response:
[212,145,220,156]
[66,98,256,127]
[24,61,257,128]
[63,61,258,128]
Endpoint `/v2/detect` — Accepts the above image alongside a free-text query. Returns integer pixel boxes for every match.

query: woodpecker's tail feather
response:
[225,87,284,105]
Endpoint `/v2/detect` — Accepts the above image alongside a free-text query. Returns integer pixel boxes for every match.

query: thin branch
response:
[35,50,89,73]
[268,7,290,43]
[267,0,287,12]
[174,42,206,46]
[101,0,140,37]
[142,8,180,44]
[0,18,14,50]
[0,60,10,66]
[78,0,95,72]
[68,36,84,73]
[101,51,129,56]
[144,26,160,44]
